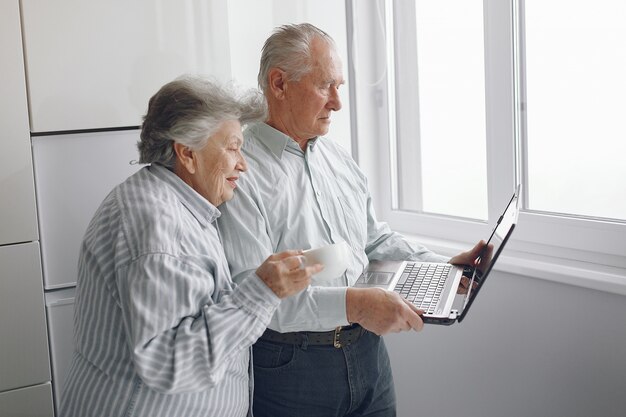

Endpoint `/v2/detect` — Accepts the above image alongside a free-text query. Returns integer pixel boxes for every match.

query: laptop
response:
[354,184,521,325]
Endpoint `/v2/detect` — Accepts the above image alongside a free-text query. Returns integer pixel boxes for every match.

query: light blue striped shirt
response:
[218,122,448,333]
[61,164,280,417]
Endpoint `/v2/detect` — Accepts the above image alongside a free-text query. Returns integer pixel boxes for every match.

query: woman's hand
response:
[256,250,323,298]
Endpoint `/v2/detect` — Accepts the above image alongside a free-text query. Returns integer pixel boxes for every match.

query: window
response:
[512,0,626,270]
[352,0,626,287]
[520,0,626,220]
[374,0,497,244]
[393,0,488,221]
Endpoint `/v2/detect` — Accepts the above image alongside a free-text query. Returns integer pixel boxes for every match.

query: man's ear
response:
[268,68,287,99]
[173,142,196,174]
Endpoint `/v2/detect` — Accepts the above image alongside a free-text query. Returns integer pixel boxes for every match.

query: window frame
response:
[349,0,626,294]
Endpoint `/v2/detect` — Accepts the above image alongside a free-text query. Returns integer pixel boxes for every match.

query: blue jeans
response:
[251,330,396,417]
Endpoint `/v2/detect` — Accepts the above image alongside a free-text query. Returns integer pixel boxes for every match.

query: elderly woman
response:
[60,76,321,417]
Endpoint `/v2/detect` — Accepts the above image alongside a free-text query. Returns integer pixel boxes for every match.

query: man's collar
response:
[250,123,319,158]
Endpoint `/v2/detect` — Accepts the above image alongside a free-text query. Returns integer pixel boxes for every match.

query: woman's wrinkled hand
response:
[256,250,323,298]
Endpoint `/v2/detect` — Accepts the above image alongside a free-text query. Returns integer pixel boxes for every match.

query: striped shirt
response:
[217,122,448,333]
[60,164,280,417]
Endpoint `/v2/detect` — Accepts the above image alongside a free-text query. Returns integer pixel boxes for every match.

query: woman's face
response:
[184,119,248,207]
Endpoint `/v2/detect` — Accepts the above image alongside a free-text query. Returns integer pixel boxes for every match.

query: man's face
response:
[282,38,345,141]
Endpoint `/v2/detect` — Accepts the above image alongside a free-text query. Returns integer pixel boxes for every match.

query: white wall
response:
[385,270,626,417]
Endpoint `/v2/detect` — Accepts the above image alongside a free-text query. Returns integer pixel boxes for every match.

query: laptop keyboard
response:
[394,263,452,314]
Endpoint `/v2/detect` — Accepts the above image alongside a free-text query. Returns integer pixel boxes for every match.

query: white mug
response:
[302,241,350,282]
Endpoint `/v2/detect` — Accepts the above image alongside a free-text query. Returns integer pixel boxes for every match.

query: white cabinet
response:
[45,287,76,414]
[32,131,142,289]
[0,0,38,245]
[0,4,51,416]
[0,243,50,392]
[0,383,54,417]
[20,0,231,132]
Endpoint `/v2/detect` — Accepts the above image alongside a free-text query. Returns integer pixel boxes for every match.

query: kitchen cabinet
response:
[32,131,142,289]
[0,243,50,392]
[0,0,38,245]
[20,0,231,132]
[45,287,76,414]
[0,2,52,415]
[0,383,54,417]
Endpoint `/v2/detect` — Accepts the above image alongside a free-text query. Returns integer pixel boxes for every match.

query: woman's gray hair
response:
[138,75,267,168]
[258,23,336,94]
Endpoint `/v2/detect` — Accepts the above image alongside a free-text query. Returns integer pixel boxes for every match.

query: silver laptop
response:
[354,184,521,325]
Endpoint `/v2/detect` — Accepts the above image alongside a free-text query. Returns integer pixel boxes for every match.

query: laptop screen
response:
[458,184,521,322]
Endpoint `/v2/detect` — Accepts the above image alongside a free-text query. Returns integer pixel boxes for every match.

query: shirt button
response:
[316,191,321,197]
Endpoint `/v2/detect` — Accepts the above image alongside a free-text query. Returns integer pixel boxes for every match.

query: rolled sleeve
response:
[231,272,281,321]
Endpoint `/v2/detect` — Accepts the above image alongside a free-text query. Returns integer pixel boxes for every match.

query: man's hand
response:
[346,287,425,335]
[449,240,487,267]
[256,250,322,298]
[450,240,494,294]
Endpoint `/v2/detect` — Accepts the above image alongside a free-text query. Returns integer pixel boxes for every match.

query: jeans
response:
[251,330,396,417]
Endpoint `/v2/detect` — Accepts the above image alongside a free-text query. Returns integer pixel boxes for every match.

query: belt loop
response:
[333,326,342,348]
[300,333,309,350]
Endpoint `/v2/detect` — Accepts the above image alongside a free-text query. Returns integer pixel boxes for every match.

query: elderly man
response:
[60,76,321,417]
[218,24,486,416]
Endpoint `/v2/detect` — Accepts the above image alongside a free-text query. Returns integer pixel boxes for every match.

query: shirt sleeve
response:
[218,183,350,333]
[115,252,280,394]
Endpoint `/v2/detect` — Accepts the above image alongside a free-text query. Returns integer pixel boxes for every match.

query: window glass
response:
[395,0,487,220]
[523,0,626,220]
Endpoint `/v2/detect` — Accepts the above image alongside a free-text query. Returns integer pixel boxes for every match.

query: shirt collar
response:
[250,122,319,159]
[149,164,220,227]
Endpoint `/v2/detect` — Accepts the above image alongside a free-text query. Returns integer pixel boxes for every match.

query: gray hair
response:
[258,23,336,94]
[138,75,267,168]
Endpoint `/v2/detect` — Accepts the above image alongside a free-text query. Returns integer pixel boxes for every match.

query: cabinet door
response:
[45,287,76,414]
[0,0,38,245]
[20,0,231,132]
[0,243,50,392]
[0,383,54,417]
[32,131,142,289]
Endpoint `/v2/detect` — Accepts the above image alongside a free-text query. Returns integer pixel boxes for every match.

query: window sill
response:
[402,232,626,297]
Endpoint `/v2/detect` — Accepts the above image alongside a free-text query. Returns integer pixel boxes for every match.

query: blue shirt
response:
[218,123,448,332]
[61,164,280,417]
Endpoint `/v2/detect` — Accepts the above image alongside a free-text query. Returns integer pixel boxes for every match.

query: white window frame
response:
[347,0,626,295]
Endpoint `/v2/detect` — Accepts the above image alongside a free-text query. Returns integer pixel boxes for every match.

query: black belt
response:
[259,324,365,348]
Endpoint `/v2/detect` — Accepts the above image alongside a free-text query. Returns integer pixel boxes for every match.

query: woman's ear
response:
[268,68,287,99]
[173,142,196,174]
